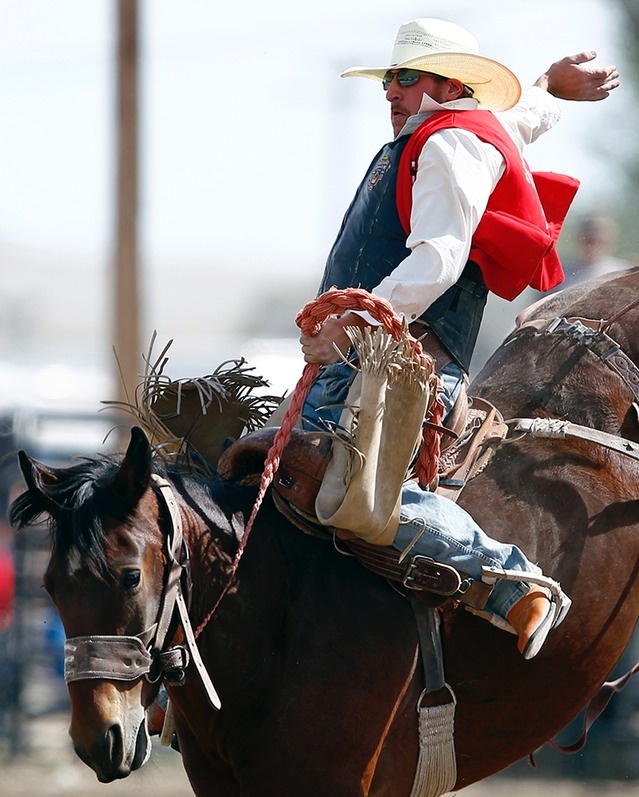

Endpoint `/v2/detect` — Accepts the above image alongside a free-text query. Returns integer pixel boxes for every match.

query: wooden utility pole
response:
[114,0,140,432]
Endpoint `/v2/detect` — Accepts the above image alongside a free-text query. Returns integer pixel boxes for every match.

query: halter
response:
[62,475,222,710]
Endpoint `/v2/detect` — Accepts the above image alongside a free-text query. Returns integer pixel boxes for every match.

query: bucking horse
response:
[9,267,639,795]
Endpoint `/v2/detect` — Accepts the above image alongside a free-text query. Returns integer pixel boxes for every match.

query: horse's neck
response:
[182,500,289,685]
[473,333,631,434]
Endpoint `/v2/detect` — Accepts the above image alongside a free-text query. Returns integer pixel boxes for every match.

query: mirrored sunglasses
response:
[382,69,423,91]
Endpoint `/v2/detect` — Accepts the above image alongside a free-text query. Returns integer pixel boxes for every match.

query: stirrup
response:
[481,566,571,625]
[481,566,572,657]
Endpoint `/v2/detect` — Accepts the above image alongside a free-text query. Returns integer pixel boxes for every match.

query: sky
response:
[0,0,626,261]
[0,0,629,419]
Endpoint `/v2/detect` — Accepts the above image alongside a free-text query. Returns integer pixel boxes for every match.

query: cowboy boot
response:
[507,585,559,660]
[479,566,572,660]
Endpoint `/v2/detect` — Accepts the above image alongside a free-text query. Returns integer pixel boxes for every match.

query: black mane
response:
[9,451,255,579]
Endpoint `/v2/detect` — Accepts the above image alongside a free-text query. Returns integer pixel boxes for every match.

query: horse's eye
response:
[121,570,141,590]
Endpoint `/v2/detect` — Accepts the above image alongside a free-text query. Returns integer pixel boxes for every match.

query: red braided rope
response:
[297,288,445,487]
[194,363,319,637]
[194,288,444,637]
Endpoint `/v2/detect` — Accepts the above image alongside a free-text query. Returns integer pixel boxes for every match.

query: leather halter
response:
[62,475,221,710]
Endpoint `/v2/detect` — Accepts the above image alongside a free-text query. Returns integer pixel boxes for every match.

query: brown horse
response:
[9,266,639,795]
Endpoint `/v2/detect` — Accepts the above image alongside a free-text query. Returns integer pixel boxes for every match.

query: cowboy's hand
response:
[299,313,370,364]
[536,51,619,101]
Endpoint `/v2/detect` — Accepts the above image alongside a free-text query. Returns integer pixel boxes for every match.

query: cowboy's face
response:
[385,71,464,136]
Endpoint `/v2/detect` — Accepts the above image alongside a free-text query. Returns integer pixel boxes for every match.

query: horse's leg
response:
[172,698,240,797]
[366,647,422,796]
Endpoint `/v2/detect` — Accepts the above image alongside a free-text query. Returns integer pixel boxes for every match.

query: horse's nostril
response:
[107,723,124,768]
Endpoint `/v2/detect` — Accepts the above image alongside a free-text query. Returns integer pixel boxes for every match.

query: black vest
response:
[318,136,487,372]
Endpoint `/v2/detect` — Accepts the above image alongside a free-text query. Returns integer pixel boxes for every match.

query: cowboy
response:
[299,18,619,658]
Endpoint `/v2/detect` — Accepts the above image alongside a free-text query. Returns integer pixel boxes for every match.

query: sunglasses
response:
[382,69,450,91]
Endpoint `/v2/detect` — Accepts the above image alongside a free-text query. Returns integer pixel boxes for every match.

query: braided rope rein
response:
[194,288,444,637]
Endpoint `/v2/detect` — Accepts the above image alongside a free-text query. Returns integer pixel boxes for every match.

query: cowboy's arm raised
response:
[535,51,619,101]
[499,51,619,148]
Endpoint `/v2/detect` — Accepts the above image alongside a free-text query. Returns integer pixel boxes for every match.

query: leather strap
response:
[508,418,639,462]
[345,537,461,594]
[595,342,639,403]
[549,317,639,403]
[410,597,446,694]
[153,476,222,710]
[408,321,455,371]
[271,490,492,608]
[343,537,492,610]
[549,661,639,754]
[518,316,639,405]
[64,635,153,683]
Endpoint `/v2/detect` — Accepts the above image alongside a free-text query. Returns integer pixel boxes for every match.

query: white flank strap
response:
[409,685,457,797]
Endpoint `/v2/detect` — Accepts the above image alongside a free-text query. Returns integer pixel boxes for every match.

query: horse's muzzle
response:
[74,717,151,782]
[69,680,152,784]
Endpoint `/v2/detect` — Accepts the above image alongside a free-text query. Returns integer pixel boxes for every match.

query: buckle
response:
[159,646,190,687]
[402,555,462,595]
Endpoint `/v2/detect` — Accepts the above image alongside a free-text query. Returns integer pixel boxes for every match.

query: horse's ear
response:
[107,426,153,508]
[14,450,59,516]
[17,450,58,493]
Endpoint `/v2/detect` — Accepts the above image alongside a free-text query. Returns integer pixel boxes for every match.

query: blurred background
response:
[1,0,639,793]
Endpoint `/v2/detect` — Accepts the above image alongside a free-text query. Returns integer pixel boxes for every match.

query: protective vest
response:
[318,111,578,371]
[397,111,580,300]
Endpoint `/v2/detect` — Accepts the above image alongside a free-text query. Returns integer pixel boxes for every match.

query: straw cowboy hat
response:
[341,18,521,112]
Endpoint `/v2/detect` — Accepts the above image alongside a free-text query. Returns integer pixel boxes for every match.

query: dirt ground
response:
[3,713,639,797]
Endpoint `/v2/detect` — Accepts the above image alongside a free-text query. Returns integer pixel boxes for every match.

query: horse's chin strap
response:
[151,475,222,710]
[62,477,221,711]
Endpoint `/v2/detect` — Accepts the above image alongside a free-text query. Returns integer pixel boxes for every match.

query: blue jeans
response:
[301,359,537,621]
[301,359,356,432]
[395,481,535,618]
[301,360,466,430]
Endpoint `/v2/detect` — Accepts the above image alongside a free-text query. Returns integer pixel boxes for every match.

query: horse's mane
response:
[9,452,255,579]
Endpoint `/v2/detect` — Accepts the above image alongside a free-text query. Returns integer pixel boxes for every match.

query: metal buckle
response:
[402,555,462,595]
[402,557,427,589]
[159,645,190,687]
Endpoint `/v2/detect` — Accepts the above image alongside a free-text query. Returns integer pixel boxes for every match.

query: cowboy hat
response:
[341,18,521,112]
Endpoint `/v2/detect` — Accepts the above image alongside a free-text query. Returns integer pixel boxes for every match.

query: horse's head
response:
[11,427,169,782]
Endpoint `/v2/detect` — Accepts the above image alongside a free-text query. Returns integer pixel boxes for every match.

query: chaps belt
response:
[344,536,491,610]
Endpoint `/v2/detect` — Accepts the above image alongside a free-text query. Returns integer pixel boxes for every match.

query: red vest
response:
[396,111,580,300]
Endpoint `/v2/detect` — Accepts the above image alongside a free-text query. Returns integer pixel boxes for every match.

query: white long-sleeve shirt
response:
[358,87,562,325]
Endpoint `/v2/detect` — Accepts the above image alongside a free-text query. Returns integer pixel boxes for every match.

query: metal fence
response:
[0,409,117,756]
